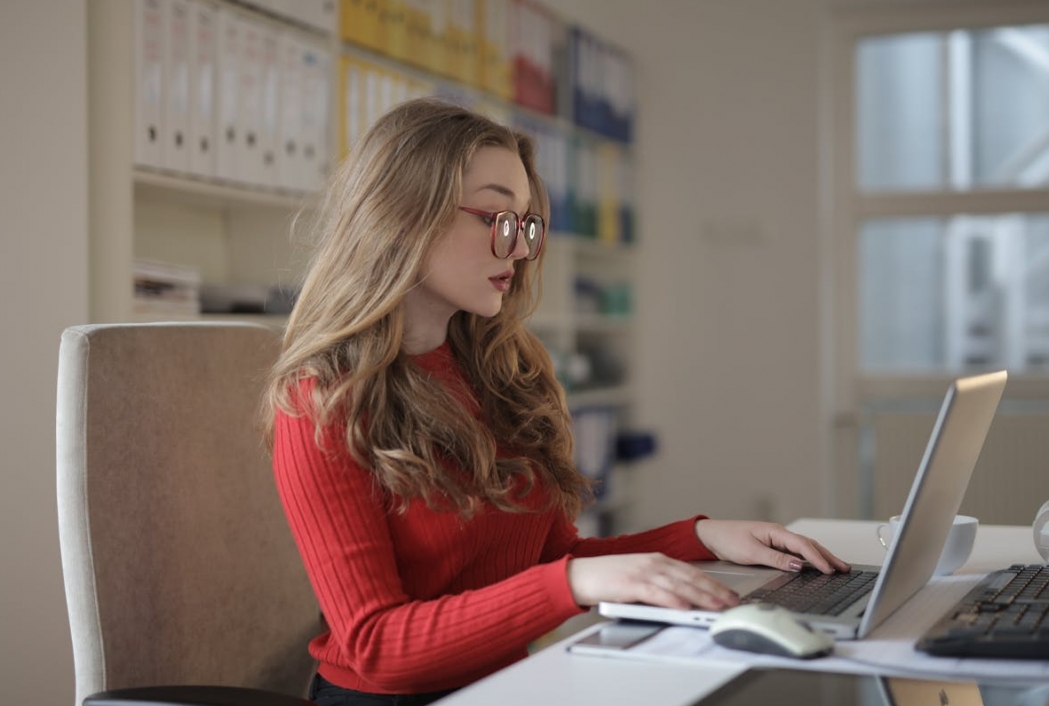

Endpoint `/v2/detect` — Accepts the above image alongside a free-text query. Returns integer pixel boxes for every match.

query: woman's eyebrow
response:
[473,183,517,200]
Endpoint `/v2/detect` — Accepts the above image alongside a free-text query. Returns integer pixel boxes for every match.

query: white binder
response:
[215,6,242,182]
[188,0,217,178]
[133,0,166,169]
[236,16,265,185]
[162,0,192,173]
[276,31,304,191]
[257,22,281,188]
[299,38,330,193]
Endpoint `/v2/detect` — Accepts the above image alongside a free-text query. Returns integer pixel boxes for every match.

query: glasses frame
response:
[458,206,546,261]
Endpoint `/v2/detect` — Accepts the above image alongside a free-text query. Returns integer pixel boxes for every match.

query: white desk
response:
[435,519,1045,706]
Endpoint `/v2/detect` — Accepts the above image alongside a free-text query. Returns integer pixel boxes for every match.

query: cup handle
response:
[876,523,890,549]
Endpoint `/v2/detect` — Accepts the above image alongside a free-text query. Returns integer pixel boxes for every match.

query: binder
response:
[478,0,511,100]
[235,16,266,185]
[338,54,363,158]
[257,22,281,187]
[384,0,409,61]
[162,0,192,173]
[215,6,242,182]
[188,0,218,178]
[277,32,305,188]
[449,0,478,86]
[596,142,620,245]
[427,0,450,78]
[134,0,166,169]
[340,0,366,45]
[403,0,427,68]
[299,38,331,192]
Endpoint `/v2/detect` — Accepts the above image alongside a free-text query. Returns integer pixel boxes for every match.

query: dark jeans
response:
[309,673,458,706]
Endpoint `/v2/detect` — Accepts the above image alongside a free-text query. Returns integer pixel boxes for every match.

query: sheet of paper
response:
[570,577,1049,682]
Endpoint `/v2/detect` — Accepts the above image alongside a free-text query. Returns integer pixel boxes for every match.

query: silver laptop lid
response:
[857,370,1007,638]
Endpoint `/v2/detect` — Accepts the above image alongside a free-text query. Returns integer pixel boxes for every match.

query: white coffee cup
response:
[875,514,978,576]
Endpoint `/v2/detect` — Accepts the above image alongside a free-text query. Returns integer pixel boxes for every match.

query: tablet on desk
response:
[691,668,1049,706]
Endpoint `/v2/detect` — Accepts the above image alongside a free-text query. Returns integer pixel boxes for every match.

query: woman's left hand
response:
[694,519,851,574]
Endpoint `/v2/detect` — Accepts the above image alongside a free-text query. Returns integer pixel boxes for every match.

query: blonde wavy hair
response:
[264,98,591,518]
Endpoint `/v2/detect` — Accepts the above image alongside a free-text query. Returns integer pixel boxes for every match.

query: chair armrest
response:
[84,685,313,706]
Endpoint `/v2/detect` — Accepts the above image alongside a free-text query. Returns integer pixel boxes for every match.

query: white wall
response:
[557,0,830,529]
[0,1,88,704]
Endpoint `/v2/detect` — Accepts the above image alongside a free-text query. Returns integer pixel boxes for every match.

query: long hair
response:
[264,98,591,518]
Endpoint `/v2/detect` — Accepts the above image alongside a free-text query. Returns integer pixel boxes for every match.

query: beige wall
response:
[557,0,830,529]
[1,1,88,704]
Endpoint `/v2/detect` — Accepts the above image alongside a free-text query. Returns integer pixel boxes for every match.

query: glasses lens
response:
[492,212,518,258]
[523,215,545,260]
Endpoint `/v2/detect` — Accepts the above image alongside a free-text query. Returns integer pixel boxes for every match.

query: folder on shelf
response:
[257,23,281,188]
[383,0,409,61]
[572,406,618,499]
[215,6,242,182]
[134,0,166,169]
[597,142,621,245]
[188,0,217,178]
[162,0,192,173]
[510,0,555,115]
[478,0,512,100]
[339,0,365,45]
[569,136,597,238]
[276,31,304,188]
[235,16,266,185]
[402,0,427,67]
[358,0,386,52]
[299,37,331,192]
[338,54,363,158]
[446,0,478,86]
[427,0,450,78]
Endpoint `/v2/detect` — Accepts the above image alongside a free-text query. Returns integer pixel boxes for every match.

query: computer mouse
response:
[709,603,834,659]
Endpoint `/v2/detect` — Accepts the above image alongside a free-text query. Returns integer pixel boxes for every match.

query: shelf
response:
[134,168,315,211]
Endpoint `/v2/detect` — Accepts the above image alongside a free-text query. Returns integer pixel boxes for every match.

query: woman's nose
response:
[508,225,530,260]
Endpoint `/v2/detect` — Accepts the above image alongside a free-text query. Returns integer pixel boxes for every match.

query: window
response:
[854,24,1049,373]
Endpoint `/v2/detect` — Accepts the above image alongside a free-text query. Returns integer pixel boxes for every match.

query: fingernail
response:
[788,560,803,572]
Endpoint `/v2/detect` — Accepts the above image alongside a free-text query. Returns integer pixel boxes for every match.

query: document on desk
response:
[568,577,1049,681]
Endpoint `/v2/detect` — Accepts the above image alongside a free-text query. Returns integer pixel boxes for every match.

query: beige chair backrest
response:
[56,322,318,706]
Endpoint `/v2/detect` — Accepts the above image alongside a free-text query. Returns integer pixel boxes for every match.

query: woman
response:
[265,98,848,706]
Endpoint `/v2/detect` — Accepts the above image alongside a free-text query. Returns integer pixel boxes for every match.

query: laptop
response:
[598,370,1008,640]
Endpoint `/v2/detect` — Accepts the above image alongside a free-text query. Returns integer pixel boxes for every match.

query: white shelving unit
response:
[88,0,641,534]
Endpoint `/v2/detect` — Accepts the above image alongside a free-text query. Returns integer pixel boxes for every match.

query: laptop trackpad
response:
[695,561,783,594]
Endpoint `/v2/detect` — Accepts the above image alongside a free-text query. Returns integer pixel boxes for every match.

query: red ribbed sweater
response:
[272,343,716,695]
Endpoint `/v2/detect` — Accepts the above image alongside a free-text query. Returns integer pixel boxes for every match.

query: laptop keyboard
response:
[744,567,879,616]
[917,564,1049,659]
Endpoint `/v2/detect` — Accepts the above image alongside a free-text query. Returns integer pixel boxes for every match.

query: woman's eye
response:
[481,216,495,227]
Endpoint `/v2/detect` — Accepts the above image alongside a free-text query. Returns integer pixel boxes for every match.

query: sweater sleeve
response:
[539,511,718,564]
[272,407,584,694]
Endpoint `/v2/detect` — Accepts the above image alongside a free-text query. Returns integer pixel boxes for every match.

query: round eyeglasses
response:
[459,207,546,261]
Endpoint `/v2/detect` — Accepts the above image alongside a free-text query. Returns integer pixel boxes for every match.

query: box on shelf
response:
[133,259,202,317]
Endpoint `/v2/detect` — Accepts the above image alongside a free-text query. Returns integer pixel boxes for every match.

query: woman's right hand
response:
[566,553,739,610]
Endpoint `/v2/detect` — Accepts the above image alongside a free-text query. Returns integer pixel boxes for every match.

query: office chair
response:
[56,322,318,706]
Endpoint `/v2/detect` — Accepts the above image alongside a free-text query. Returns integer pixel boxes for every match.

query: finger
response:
[811,539,851,573]
[648,562,739,609]
[766,529,837,573]
[677,571,740,609]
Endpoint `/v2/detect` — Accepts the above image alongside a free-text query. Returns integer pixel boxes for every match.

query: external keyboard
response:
[917,564,1049,659]
[746,568,879,616]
